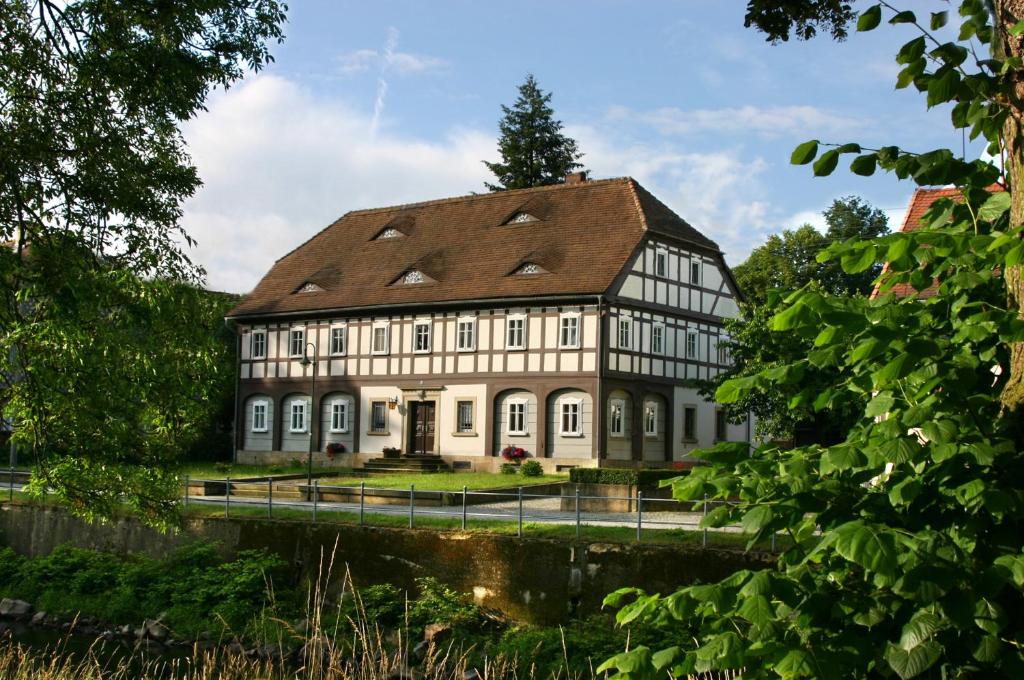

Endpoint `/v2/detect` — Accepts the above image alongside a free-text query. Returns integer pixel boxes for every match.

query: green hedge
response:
[569,468,690,487]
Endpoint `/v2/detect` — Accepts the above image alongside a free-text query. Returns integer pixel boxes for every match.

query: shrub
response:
[499,463,518,475]
[569,468,691,487]
[520,460,543,477]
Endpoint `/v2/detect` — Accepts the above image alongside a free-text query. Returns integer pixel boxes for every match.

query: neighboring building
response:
[226,174,752,470]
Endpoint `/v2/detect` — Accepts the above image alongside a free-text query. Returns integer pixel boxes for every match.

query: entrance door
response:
[409,401,436,455]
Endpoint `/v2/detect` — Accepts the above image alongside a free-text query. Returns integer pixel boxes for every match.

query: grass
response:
[178,462,353,479]
[315,471,567,491]
[182,501,783,551]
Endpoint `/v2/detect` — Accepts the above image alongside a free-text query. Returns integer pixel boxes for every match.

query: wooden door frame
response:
[408,400,437,455]
[400,387,443,456]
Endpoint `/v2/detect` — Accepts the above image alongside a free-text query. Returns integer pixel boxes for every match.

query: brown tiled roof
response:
[227,178,722,319]
[872,185,1003,300]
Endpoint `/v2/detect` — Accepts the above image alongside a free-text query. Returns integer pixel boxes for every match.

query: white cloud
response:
[335,41,447,76]
[609,104,866,139]
[181,76,788,291]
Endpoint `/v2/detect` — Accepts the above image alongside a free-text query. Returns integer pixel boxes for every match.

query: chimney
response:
[564,171,587,185]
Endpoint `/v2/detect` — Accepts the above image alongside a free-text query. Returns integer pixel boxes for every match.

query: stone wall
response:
[0,504,773,625]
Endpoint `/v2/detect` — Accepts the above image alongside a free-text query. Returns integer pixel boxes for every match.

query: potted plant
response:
[500,445,527,463]
[325,442,346,460]
[382,446,401,459]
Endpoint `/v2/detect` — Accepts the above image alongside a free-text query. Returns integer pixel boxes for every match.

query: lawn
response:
[178,462,354,479]
[315,471,567,491]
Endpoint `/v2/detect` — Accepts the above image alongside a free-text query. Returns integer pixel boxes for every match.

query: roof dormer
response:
[295,281,324,293]
[391,269,434,285]
[505,212,539,225]
[512,262,546,275]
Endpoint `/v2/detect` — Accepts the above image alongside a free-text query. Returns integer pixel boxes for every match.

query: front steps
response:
[361,455,450,474]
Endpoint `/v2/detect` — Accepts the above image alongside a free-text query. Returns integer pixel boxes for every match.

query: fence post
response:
[313,480,319,522]
[8,467,13,502]
[267,477,273,519]
[702,493,708,548]
[225,477,231,519]
[409,484,415,529]
[359,481,365,526]
[636,490,643,542]
[183,475,189,511]
[575,485,581,541]
[517,487,523,538]
[771,531,777,553]
[461,485,467,530]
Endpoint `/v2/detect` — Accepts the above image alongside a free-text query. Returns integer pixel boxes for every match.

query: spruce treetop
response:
[483,74,584,191]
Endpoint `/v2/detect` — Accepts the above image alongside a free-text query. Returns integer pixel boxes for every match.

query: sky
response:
[181,0,980,294]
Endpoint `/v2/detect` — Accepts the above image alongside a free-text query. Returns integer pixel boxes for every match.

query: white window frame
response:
[683,405,697,442]
[655,248,668,278]
[507,399,528,436]
[455,399,475,434]
[251,400,268,433]
[329,398,349,433]
[644,401,658,437]
[250,330,267,360]
[290,400,308,433]
[651,323,665,355]
[559,312,581,349]
[691,260,702,286]
[413,320,432,354]
[456,317,477,352]
[369,400,389,434]
[618,317,632,350]
[559,399,583,437]
[686,330,698,359]
[371,323,390,356]
[717,342,730,365]
[329,324,346,356]
[715,409,728,442]
[506,314,527,351]
[289,328,306,358]
[609,399,625,438]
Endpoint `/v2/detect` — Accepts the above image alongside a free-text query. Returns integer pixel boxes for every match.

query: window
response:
[251,401,268,433]
[717,342,730,365]
[507,400,527,435]
[651,323,665,355]
[618,318,632,350]
[297,282,323,293]
[456,400,474,434]
[414,321,431,353]
[250,330,266,360]
[686,331,698,359]
[457,317,476,352]
[290,400,307,433]
[372,324,390,355]
[655,249,667,278]
[376,227,402,240]
[506,315,526,350]
[691,260,702,286]
[559,313,580,349]
[514,262,544,275]
[330,399,349,433]
[683,406,697,441]
[289,328,305,357]
[560,400,582,436]
[715,409,728,441]
[330,325,346,356]
[506,212,537,224]
[370,401,388,434]
[402,270,425,284]
[644,401,658,437]
[609,399,624,437]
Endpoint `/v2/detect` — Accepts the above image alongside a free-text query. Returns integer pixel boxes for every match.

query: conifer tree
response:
[483,74,584,191]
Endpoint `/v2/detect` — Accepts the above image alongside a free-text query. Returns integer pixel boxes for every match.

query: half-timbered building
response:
[226,174,752,470]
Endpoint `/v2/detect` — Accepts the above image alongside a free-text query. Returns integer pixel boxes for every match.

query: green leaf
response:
[738,594,773,627]
[850,153,877,176]
[899,611,942,650]
[865,392,894,417]
[858,5,882,31]
[927,69,960,108]
[773,649,814,678]
[834,521,898,575]
[715,376,755,404]
[978,191,1011,222]
[813,149,840,176]
[889,10,916,25]
[1010,20,1024,37]
[790,139,819,165]
[930,11,948,30]
[822,445,864,473]
[885,641,941,679]
[771,302,815,331]
[741,505,773,534]
[840,244,878,274]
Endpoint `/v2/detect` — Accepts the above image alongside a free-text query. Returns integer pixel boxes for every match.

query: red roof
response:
[872,185,1003,300]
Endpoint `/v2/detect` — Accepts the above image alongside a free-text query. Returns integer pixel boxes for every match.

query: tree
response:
[483,74,584,191]
[1,0,286,527]
[600,4,1024,678]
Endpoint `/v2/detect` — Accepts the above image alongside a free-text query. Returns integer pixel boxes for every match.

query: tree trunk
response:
[994,1,1024,413]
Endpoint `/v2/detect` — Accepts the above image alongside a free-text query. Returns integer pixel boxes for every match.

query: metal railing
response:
[180,477,780,550]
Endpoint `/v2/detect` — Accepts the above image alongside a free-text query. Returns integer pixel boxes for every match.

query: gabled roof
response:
[227,177,723,319]
[873,185,1003,300]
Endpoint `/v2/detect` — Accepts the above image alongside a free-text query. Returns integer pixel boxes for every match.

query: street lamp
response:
[299,341,318,498]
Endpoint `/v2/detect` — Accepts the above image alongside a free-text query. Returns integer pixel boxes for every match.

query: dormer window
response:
[513,262,546,275]
[376,227,403,240]
[398,269,426,284]
[506,212,538,225]
[296,282,324,293]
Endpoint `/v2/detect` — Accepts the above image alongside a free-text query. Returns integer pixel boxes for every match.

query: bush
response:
[499,463,518,475]
[569,468,690,487]
[520,460,543,477]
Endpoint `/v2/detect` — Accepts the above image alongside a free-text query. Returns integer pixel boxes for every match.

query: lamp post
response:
[299,341,318,500]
